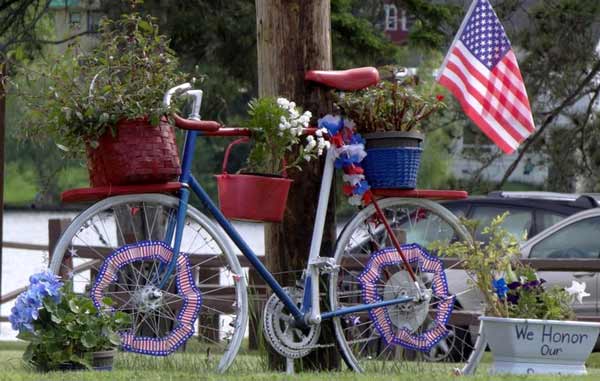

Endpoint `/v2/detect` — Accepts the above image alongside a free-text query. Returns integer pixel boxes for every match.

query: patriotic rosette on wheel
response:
[319,114,455,352]
[90,241,202,356]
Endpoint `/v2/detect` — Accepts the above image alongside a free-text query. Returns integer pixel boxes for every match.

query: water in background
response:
[1,210,265,340]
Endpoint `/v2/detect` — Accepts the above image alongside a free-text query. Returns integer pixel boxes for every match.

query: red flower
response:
[436,94,444,101]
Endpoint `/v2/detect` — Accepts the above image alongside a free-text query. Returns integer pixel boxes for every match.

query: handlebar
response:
[164,83,222,132]
[163,83,192,108]
[163,84,325,137]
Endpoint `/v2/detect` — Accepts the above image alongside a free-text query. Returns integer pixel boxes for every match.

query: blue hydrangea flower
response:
[9,271,63,333]
[492,278,509,299]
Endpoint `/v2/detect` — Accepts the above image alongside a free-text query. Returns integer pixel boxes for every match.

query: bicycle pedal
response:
[309,257,339,273]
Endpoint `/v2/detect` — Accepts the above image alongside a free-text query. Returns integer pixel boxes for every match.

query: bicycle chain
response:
[263,287,321,359]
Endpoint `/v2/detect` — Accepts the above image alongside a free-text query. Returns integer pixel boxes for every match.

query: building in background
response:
[382,0,410,45]
[49,0,102,52]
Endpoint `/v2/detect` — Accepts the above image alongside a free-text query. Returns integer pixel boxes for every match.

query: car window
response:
[470,206,532,243]
[536,210,566,232]
[529,216,600,259]
[444,203,467,218]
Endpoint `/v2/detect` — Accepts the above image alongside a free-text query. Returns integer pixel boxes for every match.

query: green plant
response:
[333,76,446,134]
[432,213,579,320]
[243,97,328,174]
[10,272,130,371]
[18,12,188,157]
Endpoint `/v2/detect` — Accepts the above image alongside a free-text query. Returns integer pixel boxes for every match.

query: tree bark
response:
[256,0,339,371]
[0,63,5,299]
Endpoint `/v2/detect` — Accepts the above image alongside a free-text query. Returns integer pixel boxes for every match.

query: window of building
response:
[384,4,398,31]
[400,9,408,31]
[69,11,81,27]
[87,11,103,33]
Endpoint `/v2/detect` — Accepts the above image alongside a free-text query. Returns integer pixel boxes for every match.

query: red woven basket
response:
[87,118,181,187]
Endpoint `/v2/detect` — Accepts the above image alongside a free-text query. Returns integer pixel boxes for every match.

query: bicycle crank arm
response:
[319,295,414,321]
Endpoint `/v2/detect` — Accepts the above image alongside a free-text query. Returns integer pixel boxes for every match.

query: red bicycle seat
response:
[305,67,379,91]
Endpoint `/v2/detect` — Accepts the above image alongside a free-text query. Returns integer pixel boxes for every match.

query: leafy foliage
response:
[331,0,400,69]
[244,97,326,174]
[17,12,188,157]
[11,273,130,371]
[334,78,446,133]
[432,213,576,320]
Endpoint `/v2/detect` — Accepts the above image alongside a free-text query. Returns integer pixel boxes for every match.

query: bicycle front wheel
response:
[49,194,248,373]
[329,197,483,375]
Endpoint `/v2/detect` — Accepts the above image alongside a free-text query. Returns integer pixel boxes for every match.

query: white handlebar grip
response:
[163,83,192,107]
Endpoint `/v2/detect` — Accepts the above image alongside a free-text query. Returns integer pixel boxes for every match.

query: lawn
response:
[2,341,600,381]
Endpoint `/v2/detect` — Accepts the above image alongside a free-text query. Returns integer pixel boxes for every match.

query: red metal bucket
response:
[216,137,292,222]
[216,173,292,222]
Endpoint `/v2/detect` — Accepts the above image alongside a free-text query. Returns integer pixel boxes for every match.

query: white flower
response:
[566,280,590,304]
[303,154,312,161]
[306,139,317,151]
[277,98,290,108]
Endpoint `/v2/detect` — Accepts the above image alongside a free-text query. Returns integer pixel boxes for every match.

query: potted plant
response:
[20,13,188,187]
[9,272,130,372]
[334,75,445,189]
[435,213,600,375]
[216,97,328,222]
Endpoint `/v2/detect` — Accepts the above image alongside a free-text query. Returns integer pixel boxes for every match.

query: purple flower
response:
[507,281,521,290]
[492,278,509,299]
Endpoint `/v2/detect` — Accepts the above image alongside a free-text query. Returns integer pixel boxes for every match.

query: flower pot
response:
[91,349,117,371]
[480,316,600,375]
[216,173,292,222]
[362,131,423,189]
[87,118,181,187]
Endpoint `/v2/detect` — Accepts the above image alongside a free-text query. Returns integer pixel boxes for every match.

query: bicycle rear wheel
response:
[49,194,247,372]
[329,198,484,375]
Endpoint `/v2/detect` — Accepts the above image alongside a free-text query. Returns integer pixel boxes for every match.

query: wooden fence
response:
[3,218,600,337]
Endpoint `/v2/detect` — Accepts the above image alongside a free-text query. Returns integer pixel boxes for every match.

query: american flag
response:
[436,0,535,154]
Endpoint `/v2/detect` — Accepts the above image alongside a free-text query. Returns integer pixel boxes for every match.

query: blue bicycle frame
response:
[159,124,414,327]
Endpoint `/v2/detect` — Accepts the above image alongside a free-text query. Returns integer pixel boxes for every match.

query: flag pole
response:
[436,0,479,81]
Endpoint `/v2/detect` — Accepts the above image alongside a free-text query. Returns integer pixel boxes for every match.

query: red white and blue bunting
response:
[90,241,202,356]
[357,243,455,352]
[318,115,371,206]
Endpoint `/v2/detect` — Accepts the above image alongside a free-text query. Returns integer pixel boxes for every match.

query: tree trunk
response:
[256,0,339,371]
[0,63,5,298]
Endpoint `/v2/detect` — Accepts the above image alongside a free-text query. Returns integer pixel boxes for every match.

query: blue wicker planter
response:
[363,146,422,189]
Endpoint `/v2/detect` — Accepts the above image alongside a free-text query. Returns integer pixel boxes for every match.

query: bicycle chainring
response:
[263,287,321,359]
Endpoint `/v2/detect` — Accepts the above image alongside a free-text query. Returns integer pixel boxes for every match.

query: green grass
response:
[3,163,39,205]
[1,341,600,381]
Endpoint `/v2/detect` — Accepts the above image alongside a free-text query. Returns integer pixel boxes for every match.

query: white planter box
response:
[480,316,600,375]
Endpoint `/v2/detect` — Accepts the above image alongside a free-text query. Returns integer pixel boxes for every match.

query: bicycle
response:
[49,67,485,374]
